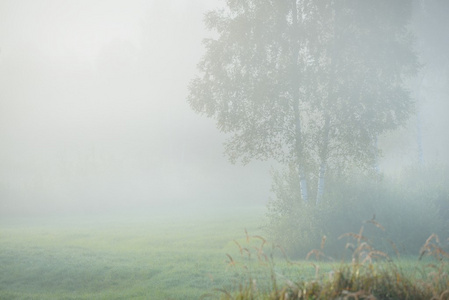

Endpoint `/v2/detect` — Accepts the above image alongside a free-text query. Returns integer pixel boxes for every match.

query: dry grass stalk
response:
[342,289,377,300]
[212,229,449,300]
[419,233,449,261]
[364,214,385,232]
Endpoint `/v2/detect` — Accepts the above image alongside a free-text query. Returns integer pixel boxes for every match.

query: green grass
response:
[1,206,447,299]
[0,206,270,299]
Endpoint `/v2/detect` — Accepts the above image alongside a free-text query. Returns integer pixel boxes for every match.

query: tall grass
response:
[211,223,449,300]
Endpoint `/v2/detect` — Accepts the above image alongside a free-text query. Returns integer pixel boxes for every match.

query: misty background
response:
[0,0,448,217]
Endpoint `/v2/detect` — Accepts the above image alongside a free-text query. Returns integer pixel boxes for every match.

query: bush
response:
[266,164,449,259]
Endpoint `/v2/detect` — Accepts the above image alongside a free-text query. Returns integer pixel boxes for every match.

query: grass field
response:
[0,205,289,299]
[0,205,445,299]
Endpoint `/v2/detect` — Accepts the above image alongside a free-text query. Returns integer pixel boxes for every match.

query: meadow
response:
[0,205,447,299]
[0,206,294,299]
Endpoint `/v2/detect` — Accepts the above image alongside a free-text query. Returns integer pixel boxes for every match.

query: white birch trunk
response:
[415,74,425,164]
[374,135,380,173]
[292,0,308,204]
[299,166,308,203]
[316,162,326,205]
[417,110,424,164]
[316,115,330,205]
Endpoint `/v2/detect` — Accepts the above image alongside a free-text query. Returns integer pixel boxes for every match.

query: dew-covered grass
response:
[0,205,445,299]
[0,206,266,299]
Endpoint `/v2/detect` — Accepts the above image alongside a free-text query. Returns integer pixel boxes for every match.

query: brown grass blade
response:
[339,232,368,242]
[253,235,267,248]
[369,250,390,260]
[226,253,235,266]
[358,226,365,243]
[234,240,243,255]
[306,249,326,261]
[365,219,385,231]
[242,247,251,258]
[321,235,327,250]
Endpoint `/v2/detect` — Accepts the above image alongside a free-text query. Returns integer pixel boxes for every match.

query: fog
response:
[0,0,271,216]
[380,0,449,171]
[1,0,448,217]
[2,2,449,299]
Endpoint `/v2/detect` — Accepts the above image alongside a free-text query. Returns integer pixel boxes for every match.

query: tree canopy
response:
[189,0,418,204]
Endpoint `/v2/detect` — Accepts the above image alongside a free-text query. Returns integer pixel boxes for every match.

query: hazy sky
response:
[1,1,448,216]
[0,0,271,216]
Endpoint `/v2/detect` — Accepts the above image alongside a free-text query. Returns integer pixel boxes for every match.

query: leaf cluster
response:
[189,0,419,178]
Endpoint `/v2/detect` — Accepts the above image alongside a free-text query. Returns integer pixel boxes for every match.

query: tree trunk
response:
[292,0,308,203]
[374,135,380,173]
[316,2,338,205]
[316,162,326,205]
[417,110,424,164]
[416,75,425,165]
[316,115,330,205]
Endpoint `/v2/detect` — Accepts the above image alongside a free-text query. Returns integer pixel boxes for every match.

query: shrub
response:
[266,164,449,258]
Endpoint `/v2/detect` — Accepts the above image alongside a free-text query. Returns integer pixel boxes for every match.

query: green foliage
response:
[189,1,419,204]
[266,165,449,258]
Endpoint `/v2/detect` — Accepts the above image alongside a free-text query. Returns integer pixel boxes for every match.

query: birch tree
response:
[188,0,418,205]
